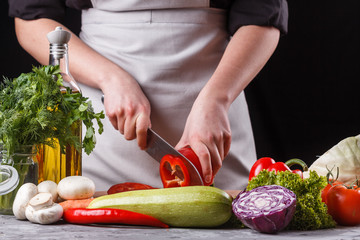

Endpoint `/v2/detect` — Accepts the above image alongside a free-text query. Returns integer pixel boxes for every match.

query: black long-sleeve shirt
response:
[8,0,288,35]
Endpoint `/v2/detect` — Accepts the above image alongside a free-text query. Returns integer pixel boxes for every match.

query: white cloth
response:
[79,0,257,191]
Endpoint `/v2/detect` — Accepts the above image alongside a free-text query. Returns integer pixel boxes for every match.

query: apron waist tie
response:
[82,7,226,25]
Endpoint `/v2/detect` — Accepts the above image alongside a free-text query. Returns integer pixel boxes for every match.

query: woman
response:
[8,0,288,191]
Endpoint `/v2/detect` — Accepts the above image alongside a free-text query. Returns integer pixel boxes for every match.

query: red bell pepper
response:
[160,147,213,188]
[107,182,156,195]
[178,147,214,185]
[63,208,169,228]
[249,157,308,181]
[160,153,190,188]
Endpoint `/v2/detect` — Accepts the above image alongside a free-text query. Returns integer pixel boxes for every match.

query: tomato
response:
[107,182,156,195]
[321,181,342,205]
[327,184,360,226]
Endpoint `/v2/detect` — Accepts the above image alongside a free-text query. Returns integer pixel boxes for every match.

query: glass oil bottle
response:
[37,26,82,183]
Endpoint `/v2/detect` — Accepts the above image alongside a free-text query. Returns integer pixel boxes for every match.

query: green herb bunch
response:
[0,65,104,156]
[247,170,336,230]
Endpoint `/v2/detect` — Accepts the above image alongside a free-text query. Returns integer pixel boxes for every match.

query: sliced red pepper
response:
[249,157,308,181]
[107,182,156,195]
[160,154,190,188]
[63,208,169,228]
[160,147,214,188]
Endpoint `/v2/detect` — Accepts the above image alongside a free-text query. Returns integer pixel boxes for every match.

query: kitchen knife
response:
[101,95,204,186]
[146,128,204,186]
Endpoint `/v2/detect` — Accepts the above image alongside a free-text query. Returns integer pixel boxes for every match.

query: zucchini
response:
[88,186,232,228]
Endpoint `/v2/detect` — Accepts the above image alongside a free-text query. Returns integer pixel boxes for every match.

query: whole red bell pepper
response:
[63,208,169,228]
[160,147,213,188]
[249,157,308,181]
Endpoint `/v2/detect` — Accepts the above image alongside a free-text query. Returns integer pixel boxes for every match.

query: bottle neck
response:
[49,44,81,93]
[49,44,70,74]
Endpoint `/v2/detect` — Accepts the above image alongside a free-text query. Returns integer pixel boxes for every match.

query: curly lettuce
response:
[247,170,336,230]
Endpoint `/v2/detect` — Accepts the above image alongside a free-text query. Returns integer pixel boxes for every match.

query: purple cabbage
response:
[232,185,296,233]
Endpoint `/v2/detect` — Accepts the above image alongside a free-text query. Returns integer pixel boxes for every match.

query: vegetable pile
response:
[12,176,170,228]
[232,185,296,233]
[0,65,104,156]
[247,170,336,230]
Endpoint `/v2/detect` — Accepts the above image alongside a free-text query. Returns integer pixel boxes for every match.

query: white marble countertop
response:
[1,214,360,240]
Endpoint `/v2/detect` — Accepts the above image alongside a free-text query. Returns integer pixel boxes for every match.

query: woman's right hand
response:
[101,70,151,150]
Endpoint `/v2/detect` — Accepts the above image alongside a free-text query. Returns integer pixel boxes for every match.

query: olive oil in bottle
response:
[37,27,82,183]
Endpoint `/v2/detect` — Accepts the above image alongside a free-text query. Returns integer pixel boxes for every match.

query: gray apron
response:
[79,0,257,191]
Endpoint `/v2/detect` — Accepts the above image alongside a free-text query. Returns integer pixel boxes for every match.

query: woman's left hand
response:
[176,25,281,185]
[175,94,231,184]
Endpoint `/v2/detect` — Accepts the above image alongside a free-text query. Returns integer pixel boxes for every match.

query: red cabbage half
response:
[232,185,296,233]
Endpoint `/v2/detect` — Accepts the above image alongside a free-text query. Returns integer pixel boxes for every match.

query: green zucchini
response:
[88,186,232,228]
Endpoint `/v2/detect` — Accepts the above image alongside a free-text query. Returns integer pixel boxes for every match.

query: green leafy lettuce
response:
[0,65,104,156]
[247,170,336,230]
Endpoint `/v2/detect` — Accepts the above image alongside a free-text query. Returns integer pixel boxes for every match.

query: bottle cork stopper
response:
[47,26,71,44]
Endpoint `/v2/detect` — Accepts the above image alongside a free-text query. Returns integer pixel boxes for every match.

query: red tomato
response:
[107,182,156,195]
[321,181,342,205]
[327,184,360,226]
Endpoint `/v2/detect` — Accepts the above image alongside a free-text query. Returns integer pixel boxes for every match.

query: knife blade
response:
[101,95,203,186]
[146,128,204,186]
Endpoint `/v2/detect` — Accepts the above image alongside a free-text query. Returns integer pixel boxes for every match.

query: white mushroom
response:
[12,183,38,220]
[25,192,63,224]
[37,180,58,202]
[57,176,95,200]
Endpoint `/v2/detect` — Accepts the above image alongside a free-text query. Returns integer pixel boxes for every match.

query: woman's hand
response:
[101,71,151,150]
[14,18,152,149]
[176,93,231,184]
[176,25,280,183]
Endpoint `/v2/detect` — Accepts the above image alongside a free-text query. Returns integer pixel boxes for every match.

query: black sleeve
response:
[8,0,66,22]
[228,0,288,35]
[8,0,92,22]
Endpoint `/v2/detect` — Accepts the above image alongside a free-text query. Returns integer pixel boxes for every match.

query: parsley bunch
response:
[0,65,104,156]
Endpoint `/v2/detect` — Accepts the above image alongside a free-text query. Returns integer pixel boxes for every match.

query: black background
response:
[1,1,359,166]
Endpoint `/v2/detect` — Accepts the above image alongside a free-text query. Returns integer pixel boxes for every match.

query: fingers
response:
[178,131,231,185]
[135,114,151,150]
[104,95,151,149]
[190,141,213,184]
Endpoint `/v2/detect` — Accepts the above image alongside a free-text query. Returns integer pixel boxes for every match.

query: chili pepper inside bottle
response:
[37,26,82,183]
